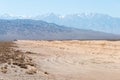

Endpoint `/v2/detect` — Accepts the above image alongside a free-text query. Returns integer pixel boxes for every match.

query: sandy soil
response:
[1,40,120,80]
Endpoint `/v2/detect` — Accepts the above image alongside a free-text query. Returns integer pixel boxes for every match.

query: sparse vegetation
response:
[0,42,36,74]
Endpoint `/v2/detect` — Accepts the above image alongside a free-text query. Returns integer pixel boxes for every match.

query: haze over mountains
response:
[0,13,120,35]
[34,13,120,35]
[0,19,120,41]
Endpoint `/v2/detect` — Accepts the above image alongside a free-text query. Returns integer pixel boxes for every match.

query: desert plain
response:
[0,40,120,80]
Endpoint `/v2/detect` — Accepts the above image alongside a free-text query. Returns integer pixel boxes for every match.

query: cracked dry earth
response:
[1,40,120,80]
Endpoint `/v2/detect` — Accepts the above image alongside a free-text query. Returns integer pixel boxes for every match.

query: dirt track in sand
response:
[1,40,120,80]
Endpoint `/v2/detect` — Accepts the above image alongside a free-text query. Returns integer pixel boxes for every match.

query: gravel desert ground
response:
[1,40,120,80]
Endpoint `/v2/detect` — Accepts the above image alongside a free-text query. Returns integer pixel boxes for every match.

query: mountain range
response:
[33,13,120,34]
[0,13,120,34]
[0,19,120,41]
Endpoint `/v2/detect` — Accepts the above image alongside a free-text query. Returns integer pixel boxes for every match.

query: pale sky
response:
[0,0,120,17]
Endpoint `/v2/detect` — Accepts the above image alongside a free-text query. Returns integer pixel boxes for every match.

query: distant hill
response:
[32,13,120,34]
[0,19,120,41]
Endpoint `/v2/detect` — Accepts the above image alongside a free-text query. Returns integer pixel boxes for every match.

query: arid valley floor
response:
[0,40,120,80]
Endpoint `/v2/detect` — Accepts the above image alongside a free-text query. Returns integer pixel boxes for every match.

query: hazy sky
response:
[0,0,120,17]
